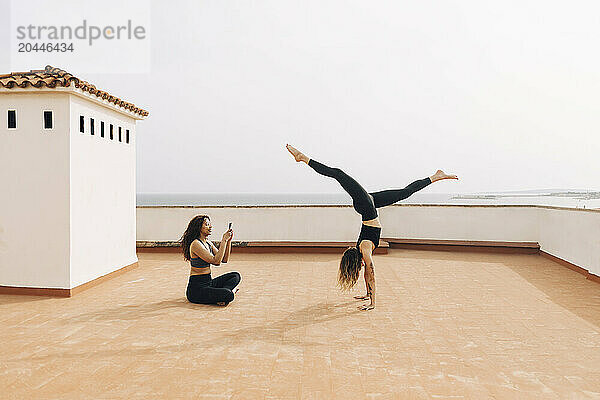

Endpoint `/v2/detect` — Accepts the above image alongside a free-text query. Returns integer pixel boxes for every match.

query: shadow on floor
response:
[390,249,600,328]
[65,298,228,323]
[220,299,362,347]
[16,300,362,363]
[500,259,600,329]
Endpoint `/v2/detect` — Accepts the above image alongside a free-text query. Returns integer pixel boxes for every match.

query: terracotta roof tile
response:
[0,66,148,117]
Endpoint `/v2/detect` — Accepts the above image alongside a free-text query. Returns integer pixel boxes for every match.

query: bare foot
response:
[358,304,375,311]
[430,169,458,182]
[286,144,309,163]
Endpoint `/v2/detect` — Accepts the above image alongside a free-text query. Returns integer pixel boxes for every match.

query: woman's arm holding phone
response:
[208,229,232,264]
[201,230,232,266]
[223,236,233,263]
[222,226,233,263]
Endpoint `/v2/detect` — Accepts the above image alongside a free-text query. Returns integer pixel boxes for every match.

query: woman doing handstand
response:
[286,144,458,310]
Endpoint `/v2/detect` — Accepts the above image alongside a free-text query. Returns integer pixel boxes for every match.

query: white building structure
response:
[0,66,148,296]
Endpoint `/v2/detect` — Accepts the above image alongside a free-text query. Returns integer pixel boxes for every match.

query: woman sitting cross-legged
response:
[180,215,241,306]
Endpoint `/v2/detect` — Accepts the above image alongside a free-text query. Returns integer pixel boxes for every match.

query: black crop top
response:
[190,240,213,268]
[357,224,381,250]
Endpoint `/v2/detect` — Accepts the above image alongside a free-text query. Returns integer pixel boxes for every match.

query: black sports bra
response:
[190,240,213,268]
[357,224,381,250]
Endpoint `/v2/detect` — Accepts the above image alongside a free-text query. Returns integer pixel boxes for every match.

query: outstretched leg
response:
[370,178,432,208]
[370,170,458,208]
[287,145,377,221]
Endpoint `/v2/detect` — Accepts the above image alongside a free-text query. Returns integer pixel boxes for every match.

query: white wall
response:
[137,206,362,243]
[136,205,540,244]
[0,92,71,288]
[378,205,540,242]
[538,208,600,277]
[137,205,600,276]
[69,94,138,288]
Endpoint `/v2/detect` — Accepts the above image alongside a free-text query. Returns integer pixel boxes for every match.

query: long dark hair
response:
[338,247,362,291]
[180,215,210,261]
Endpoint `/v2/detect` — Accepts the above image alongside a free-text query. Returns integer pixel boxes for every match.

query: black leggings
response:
[308,159,432,221]
[186,272,241,304]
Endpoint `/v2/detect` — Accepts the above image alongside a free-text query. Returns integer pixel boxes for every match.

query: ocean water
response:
[137,191,600,209]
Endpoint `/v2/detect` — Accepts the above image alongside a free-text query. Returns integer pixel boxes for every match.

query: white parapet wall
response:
[136,204,600,277]
[136,206,362,243]
[378,205,540,243]
[538,207,600,277]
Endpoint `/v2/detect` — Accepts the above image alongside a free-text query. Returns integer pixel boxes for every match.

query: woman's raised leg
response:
[369,170,458,208]
[286,144,377,221]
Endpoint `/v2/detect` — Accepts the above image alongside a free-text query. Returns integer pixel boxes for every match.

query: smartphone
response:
[228,222,232,230]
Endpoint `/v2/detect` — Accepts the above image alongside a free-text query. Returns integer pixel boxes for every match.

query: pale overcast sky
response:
[2,0,599,194]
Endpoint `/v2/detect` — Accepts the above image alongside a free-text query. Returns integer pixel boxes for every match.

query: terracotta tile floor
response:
[2,249,600,399]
